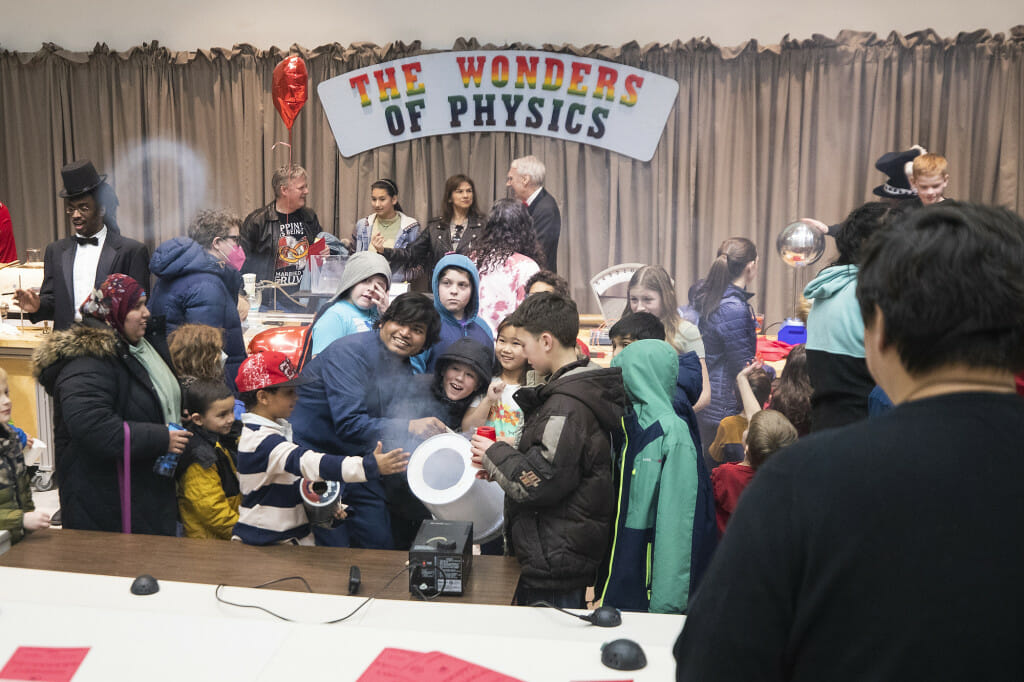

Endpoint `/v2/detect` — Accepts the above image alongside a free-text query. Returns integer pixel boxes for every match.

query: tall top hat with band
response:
[59,160,107,198]
[872,147,924,200]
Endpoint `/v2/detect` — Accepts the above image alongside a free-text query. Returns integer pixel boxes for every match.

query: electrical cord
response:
[409,563,449,601]
[530,600,594,622]
[214,564,413,624]
[253,279,308,308]
[529,600,622,627]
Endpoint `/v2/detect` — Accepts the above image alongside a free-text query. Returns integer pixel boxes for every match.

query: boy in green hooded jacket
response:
[601,339,717,613]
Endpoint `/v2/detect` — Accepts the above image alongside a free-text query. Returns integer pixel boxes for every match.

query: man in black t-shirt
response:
[676,203,1024,681]
[241,164,322,312]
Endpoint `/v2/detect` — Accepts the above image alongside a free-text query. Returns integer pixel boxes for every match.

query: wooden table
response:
[1,529,520,606]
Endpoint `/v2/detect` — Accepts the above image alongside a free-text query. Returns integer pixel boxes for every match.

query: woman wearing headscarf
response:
[33,273,189,535]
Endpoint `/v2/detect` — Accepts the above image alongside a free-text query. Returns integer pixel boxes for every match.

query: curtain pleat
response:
[2,29,1022,320]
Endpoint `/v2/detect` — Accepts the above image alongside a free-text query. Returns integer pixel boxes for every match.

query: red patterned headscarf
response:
[79,273,145,339]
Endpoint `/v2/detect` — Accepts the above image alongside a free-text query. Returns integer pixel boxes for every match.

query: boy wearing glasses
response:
[14,159,150,330]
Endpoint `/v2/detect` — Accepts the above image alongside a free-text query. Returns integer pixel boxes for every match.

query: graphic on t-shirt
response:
[487,384,524,444]
[275,220,309,287]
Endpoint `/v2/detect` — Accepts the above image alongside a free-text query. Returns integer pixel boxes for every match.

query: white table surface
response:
[0,566,684,681]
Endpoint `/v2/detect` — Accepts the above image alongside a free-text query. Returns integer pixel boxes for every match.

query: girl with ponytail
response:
[350,178,423,286]
[692,238,758,465]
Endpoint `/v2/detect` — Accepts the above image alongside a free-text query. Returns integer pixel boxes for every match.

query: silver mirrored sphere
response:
[776,221,825,267]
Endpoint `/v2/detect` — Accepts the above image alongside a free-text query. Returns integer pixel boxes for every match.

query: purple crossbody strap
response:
[115,421,132,534]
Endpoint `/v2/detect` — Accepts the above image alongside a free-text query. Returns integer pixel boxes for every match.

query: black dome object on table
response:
[600,638,647,671]
[130,574,160,596]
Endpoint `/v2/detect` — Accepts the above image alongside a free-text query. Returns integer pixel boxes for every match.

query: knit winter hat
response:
[334,251,391,301]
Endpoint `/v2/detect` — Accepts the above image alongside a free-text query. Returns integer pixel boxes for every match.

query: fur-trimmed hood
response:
[33,323,120,393]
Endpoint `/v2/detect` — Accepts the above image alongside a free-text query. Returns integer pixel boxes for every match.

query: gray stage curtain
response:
[2,28,1022,320]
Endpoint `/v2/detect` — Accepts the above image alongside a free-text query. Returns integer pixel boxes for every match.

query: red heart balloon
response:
[272,55,308,130]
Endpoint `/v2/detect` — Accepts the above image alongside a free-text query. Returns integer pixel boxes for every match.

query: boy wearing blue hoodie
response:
[601,339,717,614]
[413,254,493,373]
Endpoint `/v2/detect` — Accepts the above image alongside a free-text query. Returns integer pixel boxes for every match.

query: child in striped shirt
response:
[232,351,407,545]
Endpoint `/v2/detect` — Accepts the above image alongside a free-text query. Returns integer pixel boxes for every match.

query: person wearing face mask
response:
[148,209,247,391]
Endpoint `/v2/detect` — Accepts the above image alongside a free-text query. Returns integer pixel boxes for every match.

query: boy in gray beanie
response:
[307,251,392,356]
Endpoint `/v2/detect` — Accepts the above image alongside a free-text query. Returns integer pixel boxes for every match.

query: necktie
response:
[75,236,99,247]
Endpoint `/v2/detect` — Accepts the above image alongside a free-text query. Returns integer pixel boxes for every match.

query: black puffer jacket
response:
[33,320,178,535]
[482,358,627,591]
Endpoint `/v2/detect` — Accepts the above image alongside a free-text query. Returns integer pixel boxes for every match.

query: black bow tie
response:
[75,236,99,247]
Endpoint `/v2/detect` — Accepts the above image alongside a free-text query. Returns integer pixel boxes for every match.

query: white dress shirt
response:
[72,226,107,321]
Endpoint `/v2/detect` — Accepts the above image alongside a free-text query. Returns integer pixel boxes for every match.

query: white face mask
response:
[219,350,228,369]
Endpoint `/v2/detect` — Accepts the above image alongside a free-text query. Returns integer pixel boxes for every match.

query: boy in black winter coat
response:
[470,293,627,609]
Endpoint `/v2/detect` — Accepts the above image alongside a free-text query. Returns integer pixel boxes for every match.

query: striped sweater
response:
[232,413,378,545]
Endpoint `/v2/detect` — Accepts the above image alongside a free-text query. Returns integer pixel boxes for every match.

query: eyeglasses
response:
[65,204,94,216]
[221,235,240,244]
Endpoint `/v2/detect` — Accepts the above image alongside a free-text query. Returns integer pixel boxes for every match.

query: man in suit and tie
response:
[506,155,562,272]
[14,160,150,330]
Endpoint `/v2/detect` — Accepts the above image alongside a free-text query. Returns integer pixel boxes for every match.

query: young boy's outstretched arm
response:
[238,427,406,491]
[471,409,584,506]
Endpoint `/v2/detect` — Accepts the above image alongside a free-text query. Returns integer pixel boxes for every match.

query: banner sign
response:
[318,51,679,162]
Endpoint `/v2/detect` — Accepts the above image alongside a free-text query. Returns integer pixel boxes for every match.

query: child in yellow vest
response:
[176,379,241,539]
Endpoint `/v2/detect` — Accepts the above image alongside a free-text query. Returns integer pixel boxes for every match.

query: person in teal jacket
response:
[601,339,717,614]
[803,202,905,431]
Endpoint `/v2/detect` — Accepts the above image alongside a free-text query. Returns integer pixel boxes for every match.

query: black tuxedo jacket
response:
[31,230,151,330]
[528,187,562,272]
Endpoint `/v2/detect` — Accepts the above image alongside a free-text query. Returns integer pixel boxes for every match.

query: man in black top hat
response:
[14,160,150,330]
